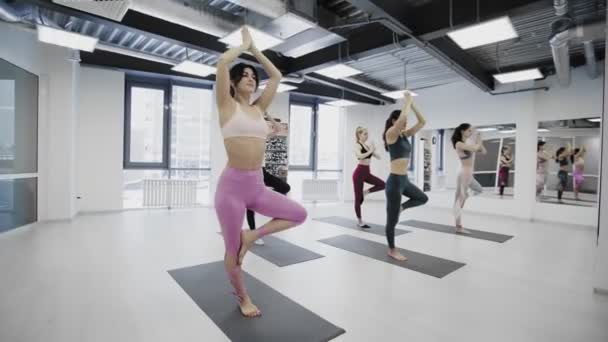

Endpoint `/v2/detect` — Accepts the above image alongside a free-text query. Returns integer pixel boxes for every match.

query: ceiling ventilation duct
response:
[52,0,131,21]
[549,1,605,86]
[129,0,241,38]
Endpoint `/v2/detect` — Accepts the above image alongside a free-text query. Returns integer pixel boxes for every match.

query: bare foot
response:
[388,249,407,261]
[239,295,261,318]
[455,225,471,234]
[363,189,371,197]
[238,230,258,265]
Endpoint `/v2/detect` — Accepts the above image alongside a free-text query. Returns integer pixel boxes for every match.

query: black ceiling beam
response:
[80,49,216,82]
[20,0,289,72]
[305,73,395,104]
[290,82,384,105]
[80,50,384,105]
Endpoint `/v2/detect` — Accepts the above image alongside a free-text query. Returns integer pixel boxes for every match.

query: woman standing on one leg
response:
[383,92,428,261]
[536,141,551,198]
[572,145,586,200]
[555,144,572,203]
[353,126,385,228]
[215,27,307,318]
[451,124,486,234]
[498,146,513,197]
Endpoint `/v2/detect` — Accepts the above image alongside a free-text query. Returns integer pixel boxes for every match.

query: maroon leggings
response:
[352,164,386,219]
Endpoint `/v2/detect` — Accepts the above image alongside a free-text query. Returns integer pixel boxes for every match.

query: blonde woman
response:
[352,126,385,228]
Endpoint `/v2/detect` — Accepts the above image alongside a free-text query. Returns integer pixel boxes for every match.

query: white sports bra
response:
[221,102,268,140]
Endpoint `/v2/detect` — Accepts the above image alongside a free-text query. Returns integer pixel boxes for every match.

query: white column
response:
[593,4,608,293]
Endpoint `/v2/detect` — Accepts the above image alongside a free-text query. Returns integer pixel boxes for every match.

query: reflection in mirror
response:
[536,117,600,207]
[422,123,516,200]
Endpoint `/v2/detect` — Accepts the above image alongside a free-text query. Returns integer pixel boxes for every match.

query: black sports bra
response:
[358,143,372,160]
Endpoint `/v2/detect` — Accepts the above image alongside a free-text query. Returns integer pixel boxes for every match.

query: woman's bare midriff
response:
[224,137,266,170]
[390,158,410,175]
[358,159,371,166]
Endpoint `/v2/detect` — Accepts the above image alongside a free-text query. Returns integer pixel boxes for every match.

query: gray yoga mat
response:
[400,220,514,243]
[318,235,465,278]
[314,216,410,237]
[169,262,346,342]
[539,198,595,207]
[250,235,325,267]
[216,233,324,267]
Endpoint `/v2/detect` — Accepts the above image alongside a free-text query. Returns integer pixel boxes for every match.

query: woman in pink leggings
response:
[215,27,307,318]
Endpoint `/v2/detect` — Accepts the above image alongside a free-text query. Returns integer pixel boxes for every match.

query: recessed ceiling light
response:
[587,118,601,122]
[219,25,284,51]
[493,68,543,83]
[259,83,297,93]
[499,129,516,134]
[37,25,98,52]
[477,127,498,132]
[447,16,518,49]
[326,99,358,107]
[382,90,419,99]
[537,128,550,132]
[172,61,216,77]
[315,64,363,79]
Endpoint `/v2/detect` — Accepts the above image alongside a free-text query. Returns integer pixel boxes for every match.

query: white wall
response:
[593,7,608,292]
[76,67,125,212]
[344,66,603,226]
[0,22,80,221]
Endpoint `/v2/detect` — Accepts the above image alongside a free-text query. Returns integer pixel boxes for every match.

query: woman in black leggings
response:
[246,168,291,245]
[383,91,428,261]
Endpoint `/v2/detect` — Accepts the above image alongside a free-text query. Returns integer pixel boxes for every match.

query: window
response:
[124,81,169,168]
[316,104,342,171]
[123,76,212,208]
[170,86,212,169]
[288,98,345,172]
[288,103,314,169]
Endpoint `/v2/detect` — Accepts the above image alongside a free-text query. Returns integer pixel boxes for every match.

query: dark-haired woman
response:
[383,92,428,261]
[536,141,551,198]
[353,126,385,228]
[451,124,486,233]
[555,144,572,203]
[215,27,307,318]
[498,146,513,197]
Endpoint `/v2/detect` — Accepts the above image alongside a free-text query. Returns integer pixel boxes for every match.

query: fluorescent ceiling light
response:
[537,128,550,132]
[315,64,363,79]
[219,25,284,51]
[382,90,419,99]
[326,99,358,107]
[447,16,518,49]
[259,83,297,93]
[493,68,543,83]
[587,118,601,122]
[37,25,98,52]
[172,61,216,77]
[477,127,497,132]
[499,129,516,134]
[268,12,316,39]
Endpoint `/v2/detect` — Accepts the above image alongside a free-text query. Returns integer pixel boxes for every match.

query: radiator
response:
[302,179,340,201]
[143,179,197,207]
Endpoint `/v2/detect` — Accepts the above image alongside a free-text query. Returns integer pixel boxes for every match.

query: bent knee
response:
[420,193,429,204]
[291,205,308,224]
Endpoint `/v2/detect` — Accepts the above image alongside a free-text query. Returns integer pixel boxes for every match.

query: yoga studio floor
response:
[1,202,607,342]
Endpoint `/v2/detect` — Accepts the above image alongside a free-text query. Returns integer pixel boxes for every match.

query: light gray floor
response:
[1,203,607,342]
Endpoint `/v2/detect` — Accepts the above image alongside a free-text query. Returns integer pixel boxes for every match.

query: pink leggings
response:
[215,167,307,299]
